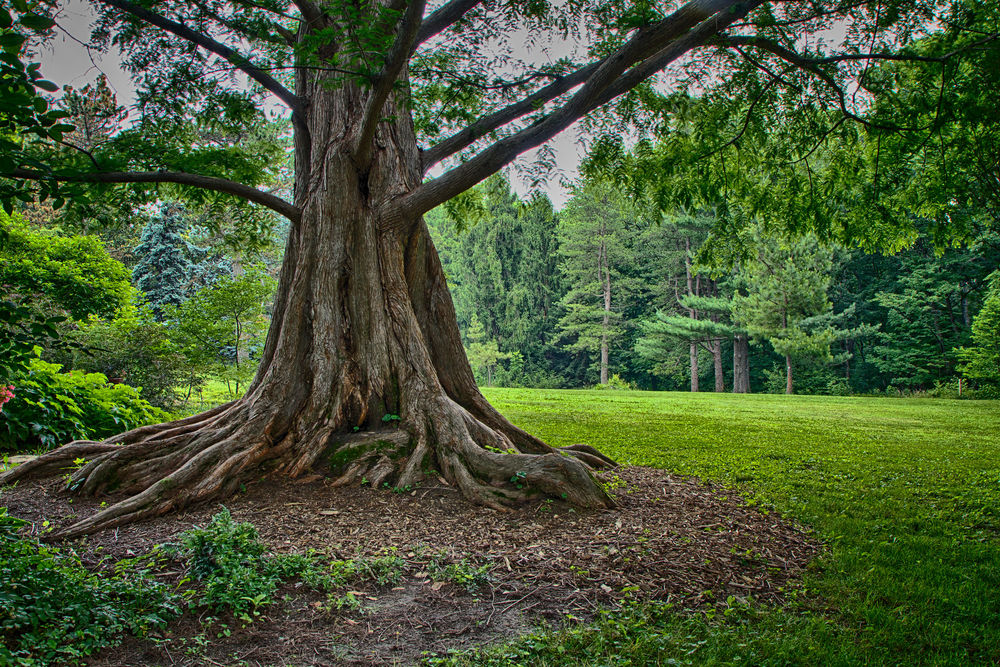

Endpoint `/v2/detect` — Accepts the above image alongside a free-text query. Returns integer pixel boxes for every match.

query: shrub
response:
[69,302,186,409]
[593,373,636,391]
[0,508,179,666]
[0,357,169,454]
[165,508,316,621]
[0,213,133,321]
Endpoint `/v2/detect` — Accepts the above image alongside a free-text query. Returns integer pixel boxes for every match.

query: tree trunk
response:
[599,225,610,385]
[712,340,724,392]
[785,354,794,394]
[689,341,699,392]
[0,71,615,539]
[733,333,750,393]
[684,238,698,392]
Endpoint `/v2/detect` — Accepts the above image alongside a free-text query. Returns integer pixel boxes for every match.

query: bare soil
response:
[1,467,819,666]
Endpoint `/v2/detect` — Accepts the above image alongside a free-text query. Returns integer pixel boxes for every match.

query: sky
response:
[39,0,591,208]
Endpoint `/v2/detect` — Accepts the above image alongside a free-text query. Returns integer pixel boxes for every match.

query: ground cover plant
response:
[0,507,179,666]
[432,389,1000,665]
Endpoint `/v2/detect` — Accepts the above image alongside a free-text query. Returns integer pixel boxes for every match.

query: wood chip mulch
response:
[1,466,819,666]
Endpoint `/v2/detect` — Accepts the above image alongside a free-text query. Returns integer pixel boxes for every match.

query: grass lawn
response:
[442,389,1000,666]
[175,378,246,413]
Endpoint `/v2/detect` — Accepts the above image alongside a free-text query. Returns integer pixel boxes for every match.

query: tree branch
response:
[716,32,1000,66]
[710,35,930,131]
[697,76,779,160]
[291,0,322,26]
[393,0,763,221]
[189,0,292,47]
[415,0,483,46]
[6,168,300,222]
[354,0,427,170]
[421,61,601,171]
[97,0,301,113]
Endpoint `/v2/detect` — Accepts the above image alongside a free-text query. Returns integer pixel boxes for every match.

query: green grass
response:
[438,389,1000,666]
[175,378,246,415]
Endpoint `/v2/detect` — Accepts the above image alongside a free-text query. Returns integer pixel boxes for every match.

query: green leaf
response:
[11,0,28,12]
[19,13,56,31]
[0,9,13,29]
[0,32,26,50]
[33,79,58,92]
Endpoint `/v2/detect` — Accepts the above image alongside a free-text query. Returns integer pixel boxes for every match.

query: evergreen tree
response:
[732,233,835,394]
[434,175,566,386]
[503,193,563,381]
[629,211,744,392]
[554,181,641,385]
[959,271,1000,392]
[464,313,509,387]
[869,240,999,389]
[636,295,736,392]
[131,203,197,316]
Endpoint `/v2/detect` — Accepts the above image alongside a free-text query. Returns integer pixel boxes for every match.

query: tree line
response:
[429,175,1000,396]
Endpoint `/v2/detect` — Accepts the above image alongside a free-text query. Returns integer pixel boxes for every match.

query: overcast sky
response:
[40,0,589,208]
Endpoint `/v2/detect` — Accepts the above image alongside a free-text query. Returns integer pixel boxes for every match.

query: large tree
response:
[1,0,993,537]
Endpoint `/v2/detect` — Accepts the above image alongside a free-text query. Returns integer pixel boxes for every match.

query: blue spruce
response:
[131,203,197,316]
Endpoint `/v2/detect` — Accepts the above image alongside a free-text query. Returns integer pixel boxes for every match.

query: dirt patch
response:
[1,467,819,666]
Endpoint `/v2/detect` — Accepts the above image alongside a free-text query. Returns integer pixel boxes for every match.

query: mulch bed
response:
[1,467,819,666]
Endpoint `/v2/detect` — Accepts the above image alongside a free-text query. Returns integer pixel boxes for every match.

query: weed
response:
[428,553,492,592]
[164,508,317,623]
[0,508,180,665]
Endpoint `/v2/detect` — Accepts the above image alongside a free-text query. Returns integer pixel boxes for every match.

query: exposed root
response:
[559,443,619,469]
[0,441,118,485]
[2,389,617,540]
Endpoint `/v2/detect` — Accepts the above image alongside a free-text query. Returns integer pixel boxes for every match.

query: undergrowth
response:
[0,507,178,667]
[0,504,496,665]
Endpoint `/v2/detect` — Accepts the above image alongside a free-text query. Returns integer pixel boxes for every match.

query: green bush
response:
[165,508,316,621]
[0,213,133,321]
[0,357,169,454]
[0,508,179,666]
[593,373,636,391]
[68,303,187,409]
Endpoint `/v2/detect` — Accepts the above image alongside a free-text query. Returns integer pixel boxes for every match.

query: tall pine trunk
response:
[600,224,610,385]
[733,333,750,393]
[712,340,724,392]
[685,239,698,392]
[785,354,794,394]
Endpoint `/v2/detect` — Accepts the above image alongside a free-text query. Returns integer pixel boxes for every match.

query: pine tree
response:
[959,271,1000,391]
[732,232,835,394]
[636,295,736,392]
[131,203,197,316]
[554,181,640,385]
